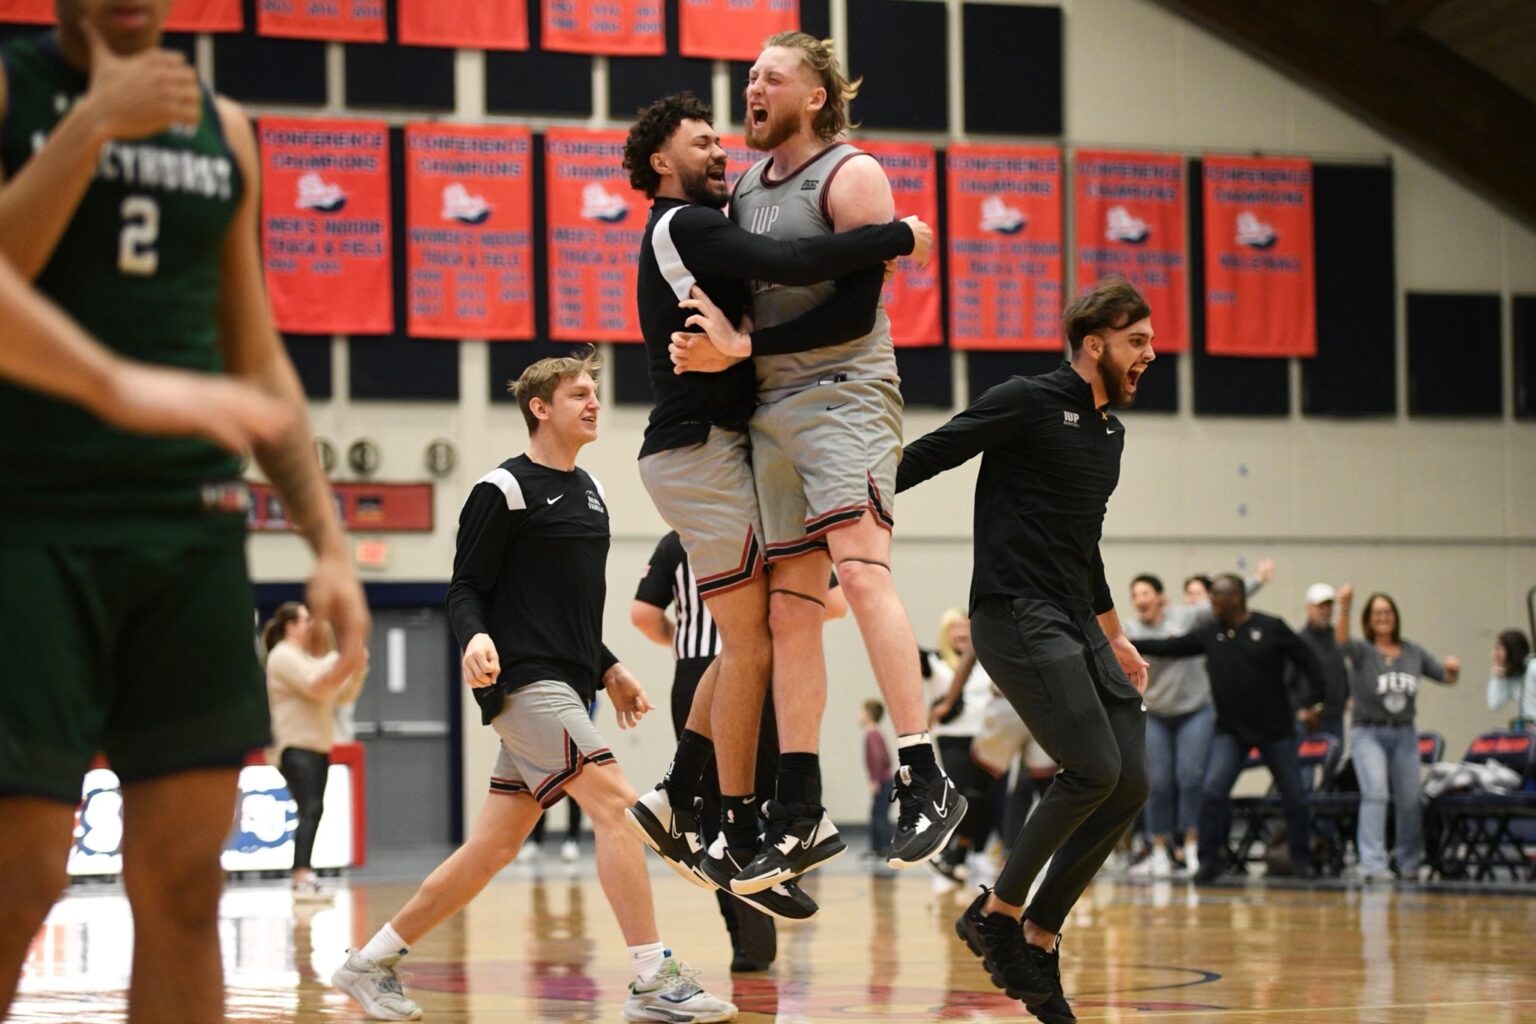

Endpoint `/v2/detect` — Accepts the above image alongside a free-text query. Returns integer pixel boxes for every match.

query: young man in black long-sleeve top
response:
[896,278,1156,1024]
[1134,574,1327,882]
[331,354,735,1024]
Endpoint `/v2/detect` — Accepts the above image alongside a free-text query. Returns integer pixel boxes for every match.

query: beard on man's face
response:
[746,106,799,152]
[678,164,728,209]
[1099,359,1137,409]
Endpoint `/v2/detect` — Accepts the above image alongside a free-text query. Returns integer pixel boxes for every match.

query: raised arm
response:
[896,377,1034,491]
[1334,583,1354,649]
[214,97,369,679]
[0,23,200,276]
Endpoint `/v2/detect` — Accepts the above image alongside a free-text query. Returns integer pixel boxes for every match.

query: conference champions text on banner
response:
[679,0,797,61]
[398,0,528,50]
[259,117,394,335]
[860,140,942,348]
[946,143,1063,351]
[258,0,386,42]
[1074,149,1187,353]
[1202,155,1316,357]
[544,128,643,342]
[543,0,663,56]
[405,124,535,340]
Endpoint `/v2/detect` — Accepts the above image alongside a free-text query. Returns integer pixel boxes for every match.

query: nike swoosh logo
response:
[935,786,950,815]
[546,494,564,504]
[1106,428,1117,435]
[825,403,848,412]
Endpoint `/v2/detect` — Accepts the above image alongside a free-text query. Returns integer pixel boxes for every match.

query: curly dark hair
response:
[623,92,714,197]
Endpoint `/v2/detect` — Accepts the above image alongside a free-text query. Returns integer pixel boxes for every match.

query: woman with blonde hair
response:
[263,602,366,900]
[926,609,999,883]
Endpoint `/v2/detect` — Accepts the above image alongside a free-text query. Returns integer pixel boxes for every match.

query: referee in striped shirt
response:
[632,532,844,972]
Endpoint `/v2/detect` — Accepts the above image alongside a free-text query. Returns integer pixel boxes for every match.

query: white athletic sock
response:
[360,923,410,963]
[896,732,932,749]
[628,941,668,983]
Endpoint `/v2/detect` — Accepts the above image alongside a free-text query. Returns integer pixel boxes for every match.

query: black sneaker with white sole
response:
[729,800,845,894]
[625,787,712,889]
[886,768,968,868]
[700,834,819,921]
[953,887,1052,1003]
[1024,936,1076,1024]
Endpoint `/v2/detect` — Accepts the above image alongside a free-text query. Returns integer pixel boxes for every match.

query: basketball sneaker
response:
[1024,936,1076,1024]
[953,887,1051,1003]
[626,787,712,889]
[330,950,422,1020]
[624,953,738,1022]
[887,767,968,868]
[700,835,819,921]
[729,800,845,894]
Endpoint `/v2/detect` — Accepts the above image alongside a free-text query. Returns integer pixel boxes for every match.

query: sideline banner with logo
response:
[398,0,528,50]
[544,128,642,342]
[257,0,386,43]
[542,0,664,56]
[259,117,393,335]
[679,0,796,60]
[859,140,942,348]
[405,124,534,340]
[1202,155,1315,357]
[1074,149,1187,353]
[946,144,1063,351]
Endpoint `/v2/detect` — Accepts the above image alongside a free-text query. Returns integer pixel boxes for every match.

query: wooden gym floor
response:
[13,855,1536,1023]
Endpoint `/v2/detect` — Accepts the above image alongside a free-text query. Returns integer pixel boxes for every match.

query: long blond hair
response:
[762,31,861,141]
[937,607,968,669]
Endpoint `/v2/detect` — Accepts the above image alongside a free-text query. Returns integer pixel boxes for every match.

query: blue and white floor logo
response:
[231,786,298,854]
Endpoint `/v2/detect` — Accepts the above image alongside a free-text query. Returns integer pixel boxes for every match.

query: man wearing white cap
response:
[1296,583,1350,744]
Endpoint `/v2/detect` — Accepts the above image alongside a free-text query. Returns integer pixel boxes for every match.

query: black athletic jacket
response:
[636,197,913,455]
[897,362,1121,617]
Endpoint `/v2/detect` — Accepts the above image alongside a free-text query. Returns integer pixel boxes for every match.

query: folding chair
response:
[1430,731,1536,881]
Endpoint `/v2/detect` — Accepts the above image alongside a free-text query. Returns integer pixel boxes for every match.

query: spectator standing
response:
[861,701,895,857]
[1488,630,1536,727]
[1335,585,1460,881]
[264,603,366,901]
[1294,583,1350,742]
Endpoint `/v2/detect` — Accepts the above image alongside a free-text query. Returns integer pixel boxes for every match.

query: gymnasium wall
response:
[39,0,1526,826]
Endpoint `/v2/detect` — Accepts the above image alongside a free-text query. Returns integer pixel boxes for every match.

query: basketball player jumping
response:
[670,33,966,893]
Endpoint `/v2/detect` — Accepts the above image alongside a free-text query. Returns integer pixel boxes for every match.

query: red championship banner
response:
[398,0,528,50]
[259,117,393,335]
[258,0,386,43]
[0,0,52,23]
[679,0,796,60]
[859,140,941,348]
[542,0,663,56]
[166,0,242,32]
[544,128,642,342]
[1074,149,1187,353]
[405,124,534,340]
[946,144,1064,351]
[1202,155,1315,357]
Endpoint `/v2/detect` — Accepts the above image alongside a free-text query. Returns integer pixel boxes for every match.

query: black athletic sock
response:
[722,794,758,849]
[896,734,940,782]
[777,752,822,812]
[661,729,714,806]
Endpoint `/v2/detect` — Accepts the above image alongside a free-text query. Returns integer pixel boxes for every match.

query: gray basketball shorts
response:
[638,426,764,597]
[487,681,616,807]
[749,378,903,561]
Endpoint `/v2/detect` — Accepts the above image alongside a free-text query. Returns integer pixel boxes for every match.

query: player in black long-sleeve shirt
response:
[1134,574,1327,882]
[619,93,930,914]
[896,279,1157,1023]
[338,354,737,1024]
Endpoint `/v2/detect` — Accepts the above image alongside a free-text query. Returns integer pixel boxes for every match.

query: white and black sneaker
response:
[624,953,738,1022]
[626,787,712,890]
[330,950,423,1020]
[886,768,968,868]
[729,800,845,894]
[700,835,819,921]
